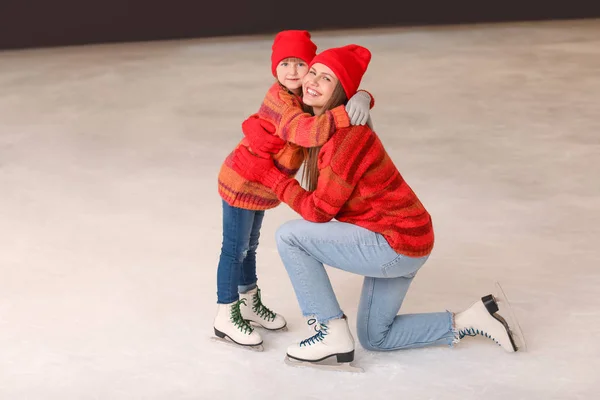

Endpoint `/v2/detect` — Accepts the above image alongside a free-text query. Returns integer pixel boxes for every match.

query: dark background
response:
[2,1,600,50]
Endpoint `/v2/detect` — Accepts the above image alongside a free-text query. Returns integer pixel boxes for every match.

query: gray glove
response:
[345,91,371,125]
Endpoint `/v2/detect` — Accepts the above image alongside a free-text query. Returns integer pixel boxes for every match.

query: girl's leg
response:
[238,210,265,293]
[237,210,287,330]
[216,200,258,304]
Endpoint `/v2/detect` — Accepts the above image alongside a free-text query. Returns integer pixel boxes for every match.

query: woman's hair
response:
[301,81,348,191]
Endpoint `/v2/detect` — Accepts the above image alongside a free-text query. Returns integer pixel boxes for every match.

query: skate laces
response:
[458,328,499,345]
[300,318,329,347]
[251,288,276,322]
[231,299,254,334]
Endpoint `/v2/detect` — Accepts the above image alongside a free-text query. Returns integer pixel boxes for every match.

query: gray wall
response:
[2,1,599,50]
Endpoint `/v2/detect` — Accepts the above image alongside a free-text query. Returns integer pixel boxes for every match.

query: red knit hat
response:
[309,44,371,99]
[271,30,317,77]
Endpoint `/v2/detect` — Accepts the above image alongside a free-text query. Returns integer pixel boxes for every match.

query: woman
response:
[231,44,520,365]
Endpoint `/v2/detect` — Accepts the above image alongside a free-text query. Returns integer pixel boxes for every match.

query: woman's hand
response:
[345,90,372,125]
[231,146,287,189]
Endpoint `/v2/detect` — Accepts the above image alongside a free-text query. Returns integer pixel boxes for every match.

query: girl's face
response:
[302,63,339,115]
[276,58,309,94]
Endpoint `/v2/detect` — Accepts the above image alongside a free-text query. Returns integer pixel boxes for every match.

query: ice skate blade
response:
[493,282,528,352]
[211,336,264,352]
[284,356,364,373]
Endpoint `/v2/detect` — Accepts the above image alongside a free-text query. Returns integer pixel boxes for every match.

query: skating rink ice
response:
[1,18,598,399]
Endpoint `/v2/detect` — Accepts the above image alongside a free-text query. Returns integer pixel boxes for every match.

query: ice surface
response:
[1,19,599,399]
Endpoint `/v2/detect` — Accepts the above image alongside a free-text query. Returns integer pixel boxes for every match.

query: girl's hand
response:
[242,115,286,157]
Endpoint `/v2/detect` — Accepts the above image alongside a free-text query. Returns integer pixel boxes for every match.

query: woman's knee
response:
[356,312,394,351]
[275,220,308,248]
[357,326,386,351]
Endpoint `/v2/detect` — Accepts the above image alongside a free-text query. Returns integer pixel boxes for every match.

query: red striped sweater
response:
[218,82,350,210]
[268,125,434,257]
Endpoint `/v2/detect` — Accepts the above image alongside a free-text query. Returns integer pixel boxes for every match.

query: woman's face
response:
[302,63,339,114]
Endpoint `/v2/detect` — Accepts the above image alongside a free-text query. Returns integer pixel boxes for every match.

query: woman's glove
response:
[231,146,287,189]
[345,90,372,125]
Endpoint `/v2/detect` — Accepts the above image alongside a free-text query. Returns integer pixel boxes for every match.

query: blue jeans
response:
[276,220,455,351]
[216,200,265,304]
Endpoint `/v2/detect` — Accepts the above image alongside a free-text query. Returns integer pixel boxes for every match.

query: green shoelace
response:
[231,298,254,334]
[251,288,276,322]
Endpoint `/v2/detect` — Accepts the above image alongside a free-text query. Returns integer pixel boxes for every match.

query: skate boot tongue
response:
[252,288,276,322]
[300,319,329,347]
[231,299,254,334]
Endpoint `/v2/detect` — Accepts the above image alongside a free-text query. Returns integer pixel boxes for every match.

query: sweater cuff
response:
[331,105,351,129]
[357,89,375,109]
[264,168,288,190]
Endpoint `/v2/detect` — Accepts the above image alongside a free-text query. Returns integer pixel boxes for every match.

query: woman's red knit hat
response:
[309,44,371,98]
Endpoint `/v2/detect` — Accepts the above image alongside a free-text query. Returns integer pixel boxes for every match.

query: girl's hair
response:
[301,81,348,191]
[280,57,307,64]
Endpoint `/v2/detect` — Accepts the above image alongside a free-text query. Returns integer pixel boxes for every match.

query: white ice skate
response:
[455,291,521,353]
[284,316,363,373]
[240,287,287,331]
[212,299,264,351]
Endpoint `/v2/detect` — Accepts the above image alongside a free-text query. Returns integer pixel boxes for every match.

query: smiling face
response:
[301,63,339,115]
[276,57,309,95]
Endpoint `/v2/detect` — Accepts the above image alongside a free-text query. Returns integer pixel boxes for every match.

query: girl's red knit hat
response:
[309,44,371,98]
[271,30,317,76]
